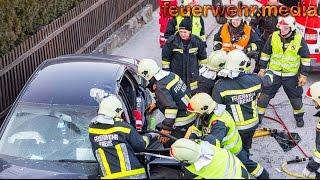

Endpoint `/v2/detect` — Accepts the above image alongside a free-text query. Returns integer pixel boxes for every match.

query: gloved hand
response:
[302,167,312,178]
[258,69,266,77]
[298,74,307,86]
[158,129,172,144]
[146,102,157,113]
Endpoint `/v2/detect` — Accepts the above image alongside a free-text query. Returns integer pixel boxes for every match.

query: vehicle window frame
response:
[118,88,134,125]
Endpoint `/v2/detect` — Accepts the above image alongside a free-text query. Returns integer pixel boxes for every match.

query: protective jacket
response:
[186,144,250,179]
[259,31,311,77]
[89,120,147,179]
[154,70,196,130]
[213,23,263,53]
[164,16,205,41]
[162,34,207,93]
[212,72,273,131]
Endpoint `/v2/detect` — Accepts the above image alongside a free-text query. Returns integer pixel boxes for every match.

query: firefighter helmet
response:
[224,49,250,72]
[277,16,296,31]
[138,59,161,81]
[306,81,320,106]
[98,95,124,119]
[187,93,217,114]
[170,138,201,163]
[207,50,227,71]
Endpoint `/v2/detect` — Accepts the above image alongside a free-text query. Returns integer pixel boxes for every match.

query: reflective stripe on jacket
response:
[186,144,247,179]
[89,121,146,179]
[269,31,302,76]
[209,111,242,154]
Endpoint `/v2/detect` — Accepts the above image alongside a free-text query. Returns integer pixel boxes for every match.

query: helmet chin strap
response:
[280,29,292,39]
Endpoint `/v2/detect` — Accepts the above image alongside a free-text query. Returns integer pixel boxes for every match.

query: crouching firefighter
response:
[302,81,320,179]
[170,138,251,179]
[89,95,155,179]
[138,59,197,146]
[186,93,269,179]
[212,49,273,178]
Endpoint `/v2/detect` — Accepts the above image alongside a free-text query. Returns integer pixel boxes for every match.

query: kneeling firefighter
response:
[186,93,269,179]
[170,138,251,179]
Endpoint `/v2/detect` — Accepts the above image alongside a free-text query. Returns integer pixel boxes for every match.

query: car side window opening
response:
[120,71,148,129]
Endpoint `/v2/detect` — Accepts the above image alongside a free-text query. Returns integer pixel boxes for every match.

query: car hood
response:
[0,155,98,179]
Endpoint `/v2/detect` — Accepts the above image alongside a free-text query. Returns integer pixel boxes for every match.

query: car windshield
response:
[0,102,97,161]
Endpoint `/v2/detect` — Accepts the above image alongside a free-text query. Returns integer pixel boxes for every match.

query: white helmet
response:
[224,49,250,72]
[98,95,124,119]
[306,81,320,106]
[138,59,160,81]
[277,16,296,31]
[187,93,217,114]
[207,50,227,71]
[170,138,201,163]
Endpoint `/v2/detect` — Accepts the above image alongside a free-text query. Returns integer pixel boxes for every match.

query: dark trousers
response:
[257,74,304,120]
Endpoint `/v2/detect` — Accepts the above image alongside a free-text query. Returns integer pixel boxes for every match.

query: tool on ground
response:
[253,128,301,152]
[281,156,315,179]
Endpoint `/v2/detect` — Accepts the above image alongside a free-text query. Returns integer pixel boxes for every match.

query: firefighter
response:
[138,59,197,146]
[88,95,155,179]
[164,0,206,43]
[213,15,263,53]
[212,49,273,177]
[196,50,226,95]
[170,138,251,179]
[213,15,263,72]
[159,0,177,47]
[257,15,311,127]
[302,81,320,179]
[249,0,279,43]
[162,18,207,95]
[186,93,269,179]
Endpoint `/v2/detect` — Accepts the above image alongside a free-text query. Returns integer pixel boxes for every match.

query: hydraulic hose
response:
[264,103,309,158]
[281,157,315,179]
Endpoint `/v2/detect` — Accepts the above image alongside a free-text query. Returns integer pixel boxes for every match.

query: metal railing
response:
[0,0,158,119]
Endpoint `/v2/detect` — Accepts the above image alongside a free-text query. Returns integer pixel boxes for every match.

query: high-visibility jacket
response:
[164,16,206,41]
[154,70,196,129]
[220,23,252,51]
[270,31,304,76]
[259,31,311,77]
[89,121,147,179]
[306,111,320,173]
[208,111,242,155]
[186,144,249,179]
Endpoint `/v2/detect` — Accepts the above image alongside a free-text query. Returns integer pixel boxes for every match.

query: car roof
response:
[38,54,138,94]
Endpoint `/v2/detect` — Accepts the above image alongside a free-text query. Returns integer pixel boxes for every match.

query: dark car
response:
[0,54,153,178]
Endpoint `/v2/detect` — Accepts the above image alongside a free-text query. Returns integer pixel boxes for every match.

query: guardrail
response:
[0,0,158,119]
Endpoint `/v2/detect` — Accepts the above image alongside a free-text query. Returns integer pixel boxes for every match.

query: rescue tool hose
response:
[264,103,309,158]
[281,157,315,179]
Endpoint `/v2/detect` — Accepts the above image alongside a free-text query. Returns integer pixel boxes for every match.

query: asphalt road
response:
[112,3,320,178]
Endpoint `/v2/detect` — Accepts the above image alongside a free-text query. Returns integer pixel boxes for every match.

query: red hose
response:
[263,103,309,158]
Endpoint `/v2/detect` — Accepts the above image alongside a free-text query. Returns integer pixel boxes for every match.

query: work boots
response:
[294,114,304,128]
